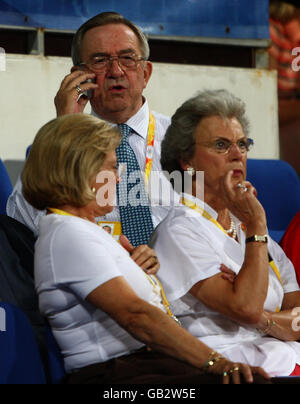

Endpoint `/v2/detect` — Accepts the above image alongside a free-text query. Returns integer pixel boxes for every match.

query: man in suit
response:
[7,12,175,251]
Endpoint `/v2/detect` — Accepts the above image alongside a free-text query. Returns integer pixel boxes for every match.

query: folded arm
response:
[190,241,269,325]
[86,275,268,382]
[190,172,270,325]
[87,275,213,367]
[255,291,300,341]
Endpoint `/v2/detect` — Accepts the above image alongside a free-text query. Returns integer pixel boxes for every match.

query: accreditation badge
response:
[97,221,122,243]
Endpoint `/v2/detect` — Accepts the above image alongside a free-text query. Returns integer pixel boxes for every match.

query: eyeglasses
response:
[197,138,254,154]
[79,54,146,73]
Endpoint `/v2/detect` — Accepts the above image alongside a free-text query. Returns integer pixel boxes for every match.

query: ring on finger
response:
[229,366,239,373]
[237,183,247,193]
[75,85,83,95]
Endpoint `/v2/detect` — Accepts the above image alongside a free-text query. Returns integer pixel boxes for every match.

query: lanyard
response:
[180,196,229,236]
[47,208,75,216]
[268,254,282,285]
[180,196,282,284]
[146,274,181,326]
[144,111,155,190]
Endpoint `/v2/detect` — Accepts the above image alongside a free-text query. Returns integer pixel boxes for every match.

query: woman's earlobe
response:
[180,159,192,171]
[186,167,196,176]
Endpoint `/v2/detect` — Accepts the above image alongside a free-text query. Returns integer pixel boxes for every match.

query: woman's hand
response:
[119,235,160,275]
[219,264,236,283]
[206,355,270,384]
[221,170,267,236]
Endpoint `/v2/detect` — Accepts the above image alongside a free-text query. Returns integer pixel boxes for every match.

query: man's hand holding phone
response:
[54,69,98,116]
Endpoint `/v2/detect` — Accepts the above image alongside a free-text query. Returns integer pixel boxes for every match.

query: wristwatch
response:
[245,234,268,243]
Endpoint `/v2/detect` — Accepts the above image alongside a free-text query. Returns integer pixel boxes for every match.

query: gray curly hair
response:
[160,89,250,176]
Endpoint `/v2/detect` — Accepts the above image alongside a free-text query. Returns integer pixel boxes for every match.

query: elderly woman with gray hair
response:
[151,89,300,378]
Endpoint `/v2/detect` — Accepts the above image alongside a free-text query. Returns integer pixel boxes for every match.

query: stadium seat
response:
[0,158,12,215]
[26,145,31,158]
[0,302,46,384]
[0,214,66,383]
[247,159,300,243]
[45,324,66,384]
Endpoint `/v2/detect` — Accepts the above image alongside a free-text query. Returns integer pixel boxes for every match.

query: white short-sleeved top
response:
[151,193,300,376]
[35,214,166,373]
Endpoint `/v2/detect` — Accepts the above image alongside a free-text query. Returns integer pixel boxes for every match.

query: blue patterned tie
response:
[116,124,154,246]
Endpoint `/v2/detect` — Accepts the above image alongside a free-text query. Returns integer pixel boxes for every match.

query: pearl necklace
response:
[225,217,237,239]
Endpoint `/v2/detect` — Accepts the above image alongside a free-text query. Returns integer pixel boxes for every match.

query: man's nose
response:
[106,58,124,77]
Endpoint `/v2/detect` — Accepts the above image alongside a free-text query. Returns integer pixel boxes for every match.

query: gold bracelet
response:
[204,351,225,371]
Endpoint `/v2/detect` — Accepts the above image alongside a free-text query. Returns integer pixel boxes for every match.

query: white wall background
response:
[0,54,278,162]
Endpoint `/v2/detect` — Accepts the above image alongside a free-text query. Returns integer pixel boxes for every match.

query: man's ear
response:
[143,61,153,89]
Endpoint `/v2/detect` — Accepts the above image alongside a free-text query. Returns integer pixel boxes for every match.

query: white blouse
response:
[35,214,166,373]
[151,193,300,376]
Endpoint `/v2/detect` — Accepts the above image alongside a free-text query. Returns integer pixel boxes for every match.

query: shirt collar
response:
[126,98,149,139]
[91,98,149,139]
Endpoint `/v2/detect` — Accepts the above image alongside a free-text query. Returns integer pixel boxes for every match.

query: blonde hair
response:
[270,1,296,22]
[22,114,120,210]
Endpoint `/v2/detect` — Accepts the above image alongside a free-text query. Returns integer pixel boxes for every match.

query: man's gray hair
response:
[71,11,150,66]
[161,89,250,175]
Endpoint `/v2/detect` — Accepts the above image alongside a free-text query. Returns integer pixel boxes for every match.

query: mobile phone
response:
[83,78,95,99]
[78,66,95,99]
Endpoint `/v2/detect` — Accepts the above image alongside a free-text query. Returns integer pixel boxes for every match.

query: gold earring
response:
[187,167,195,176]
[91,187,96,194]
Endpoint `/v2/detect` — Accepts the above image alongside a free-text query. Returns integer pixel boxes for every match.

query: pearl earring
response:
[186,167,195,176]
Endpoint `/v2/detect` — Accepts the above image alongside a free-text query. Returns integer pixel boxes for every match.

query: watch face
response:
[246,235,268,243]
[254,235,267,242]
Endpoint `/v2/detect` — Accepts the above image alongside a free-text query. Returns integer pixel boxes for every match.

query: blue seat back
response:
[247,159,300,242]
[26,145,31,158]
[0,302,46,384]
[0,159,12,215]
[45,324,66,384]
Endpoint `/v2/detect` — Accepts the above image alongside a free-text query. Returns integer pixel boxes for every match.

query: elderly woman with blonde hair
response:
[22,113,269,384]
[151,89,300,378]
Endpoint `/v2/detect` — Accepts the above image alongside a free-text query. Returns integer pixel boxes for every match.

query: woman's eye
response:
[238,140,247,149]
[215,140,227,149]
